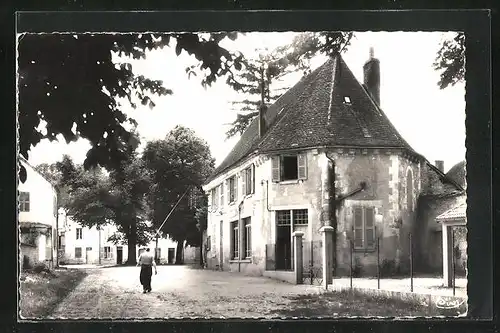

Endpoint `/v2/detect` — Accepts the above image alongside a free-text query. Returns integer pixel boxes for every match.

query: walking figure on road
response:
[137,248,157,293]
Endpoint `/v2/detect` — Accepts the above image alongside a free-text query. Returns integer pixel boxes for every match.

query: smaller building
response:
[58,211,199,265]
[18,157,58,269]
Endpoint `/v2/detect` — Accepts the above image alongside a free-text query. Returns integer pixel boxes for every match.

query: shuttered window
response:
[219,183,224,208]
[271,153,308,182]
[353,206,376,250]
[243,164,255,195]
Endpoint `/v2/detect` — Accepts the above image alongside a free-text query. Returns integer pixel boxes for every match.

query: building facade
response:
[58,211,198,265]
[202,50,465,281]
[18,157,58,269]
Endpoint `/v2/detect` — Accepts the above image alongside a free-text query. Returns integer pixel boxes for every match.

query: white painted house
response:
[18,157,58,269]
[58,211,198,265]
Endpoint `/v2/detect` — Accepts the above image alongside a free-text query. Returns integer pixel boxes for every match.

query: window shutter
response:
[271,156,280,182]
[234,177,238,202]
[353,207,363,249]
[220,184,224,207]
[298,153,307,180]
[365,208,375,249]
[251,164,256,193]
[241,170,247,197]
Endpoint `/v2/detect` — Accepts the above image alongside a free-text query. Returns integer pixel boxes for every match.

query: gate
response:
[301,240,323,285]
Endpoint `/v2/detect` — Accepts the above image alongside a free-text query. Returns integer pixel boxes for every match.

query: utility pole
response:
[154,187,191,265]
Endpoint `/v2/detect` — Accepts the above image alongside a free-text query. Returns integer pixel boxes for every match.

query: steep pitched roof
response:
[207,54,417,183]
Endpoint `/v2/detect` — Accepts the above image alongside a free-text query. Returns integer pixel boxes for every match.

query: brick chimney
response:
[363,47,381,106]
[435,160,444,173]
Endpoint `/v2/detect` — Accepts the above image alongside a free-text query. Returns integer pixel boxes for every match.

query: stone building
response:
[202,49,465,281]
[18,157,58,269]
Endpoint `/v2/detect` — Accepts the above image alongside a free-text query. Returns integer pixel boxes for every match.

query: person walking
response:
[137,248,157,293]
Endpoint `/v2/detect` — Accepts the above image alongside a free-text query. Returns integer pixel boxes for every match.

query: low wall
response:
[263,270,297,284]
[20,243,38,269]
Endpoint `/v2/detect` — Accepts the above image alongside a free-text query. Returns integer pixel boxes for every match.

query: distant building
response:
[18,157,58,269]
[58,211,199,265]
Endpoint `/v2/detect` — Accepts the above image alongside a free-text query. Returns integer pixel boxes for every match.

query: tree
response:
[18,32,243,182]
[143,125,215,264]
[59,147,153,265]
[434,32,465,89]
[224,32,354,138]
[35,159,71,209]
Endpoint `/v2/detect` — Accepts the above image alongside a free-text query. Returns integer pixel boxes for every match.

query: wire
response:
[155,187,191,236]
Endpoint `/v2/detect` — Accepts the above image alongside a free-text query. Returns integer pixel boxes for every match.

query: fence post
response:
[377,236,380,290]
[292,231,304,285]
[320,226,334,290]
[310,240,313,285]
[410,232,413,292]
[452,227,456,296]
[350,240,353,289]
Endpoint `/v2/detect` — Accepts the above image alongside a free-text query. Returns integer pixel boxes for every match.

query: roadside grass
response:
[19,268,88,318]
[267,289,467,318]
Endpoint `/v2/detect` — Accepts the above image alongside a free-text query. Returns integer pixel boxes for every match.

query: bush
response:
[23,255,32,270]
[352,257,363,277]
[33,262,50,274]
[380,259,400,278]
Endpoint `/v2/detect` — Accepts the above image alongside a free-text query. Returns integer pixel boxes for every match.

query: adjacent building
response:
[18,156,58,269]
[202,49,465,282]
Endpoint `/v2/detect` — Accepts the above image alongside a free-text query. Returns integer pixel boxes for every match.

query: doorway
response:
[116,246,123,265]
[276,225,292,270]
[168,248,175,264]
[85,247,92,264]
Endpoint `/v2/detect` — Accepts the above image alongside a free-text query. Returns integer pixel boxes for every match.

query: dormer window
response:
[343,96,351,104]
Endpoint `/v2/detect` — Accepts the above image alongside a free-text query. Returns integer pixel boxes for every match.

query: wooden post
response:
[410,232,413,292]
[377,236,380,289]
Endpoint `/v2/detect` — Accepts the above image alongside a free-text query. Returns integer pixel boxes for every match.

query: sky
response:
[26,31,465,173]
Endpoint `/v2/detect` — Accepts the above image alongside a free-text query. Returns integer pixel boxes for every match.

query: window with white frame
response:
[353,207,375,250]
[76,228,83,240]
[104,246,112,259]
[242,164,255,196]
[271,153,307,182]
[276,209,308,226]
[19,192,30,212]
[292,209,308,225]
[228,176,237,203]
[243,217,252,258]
[211,187,218,211]
[230,221,239,259]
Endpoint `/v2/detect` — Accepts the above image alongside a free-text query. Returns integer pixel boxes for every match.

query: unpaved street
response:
[50,265,322,318]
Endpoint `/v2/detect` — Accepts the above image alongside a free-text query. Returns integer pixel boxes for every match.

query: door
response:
[116,246,123,265]
[219,220,223,269]
[85,247,92,264]
[168,248,175,264]
[276,225,292,270]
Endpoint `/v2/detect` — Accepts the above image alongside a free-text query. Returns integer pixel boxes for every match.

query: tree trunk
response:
[175,240,184,265]
[199,230,204,266]
[126,219,138,265]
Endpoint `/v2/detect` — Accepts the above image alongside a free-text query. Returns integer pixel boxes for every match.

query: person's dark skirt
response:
[139,265,153,292]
